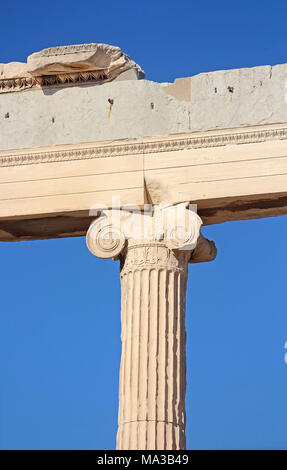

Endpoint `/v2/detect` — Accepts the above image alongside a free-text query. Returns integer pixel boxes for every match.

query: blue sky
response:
[1,0,287,450]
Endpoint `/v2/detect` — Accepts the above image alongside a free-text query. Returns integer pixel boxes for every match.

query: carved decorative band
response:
[0,70,118,94]
[120,242,190,276]
[34,70,110,87]
[0,77,35,93]
[1,126,287,167]
[37,44,105,56]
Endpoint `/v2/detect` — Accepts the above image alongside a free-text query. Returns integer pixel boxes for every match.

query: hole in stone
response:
[227,86,234,93]
[150,102,154,109]
[214,88,217,93]
[5,112,9,118]
[108,98,114,105]
[52,117,55,123]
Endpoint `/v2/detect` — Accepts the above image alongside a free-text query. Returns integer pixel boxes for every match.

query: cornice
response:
[1,125,287,167]
[0,68,124,94]
[0,43,143,94]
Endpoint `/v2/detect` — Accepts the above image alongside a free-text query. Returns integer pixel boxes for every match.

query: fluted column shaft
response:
[86,204,216,450]
[116,240,190,450]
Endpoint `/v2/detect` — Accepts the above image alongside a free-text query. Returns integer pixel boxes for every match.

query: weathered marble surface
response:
[1,55,287,150]
[0,80,190,150]
[163,64,287,130]
[187,64,287,131]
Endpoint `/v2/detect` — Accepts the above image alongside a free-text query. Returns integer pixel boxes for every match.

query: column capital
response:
[86,203,216,263]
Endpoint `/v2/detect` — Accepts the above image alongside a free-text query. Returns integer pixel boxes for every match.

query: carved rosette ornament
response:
[86,204,216,450]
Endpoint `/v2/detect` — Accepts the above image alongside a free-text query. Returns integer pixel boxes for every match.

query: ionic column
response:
[86,204,216,450]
